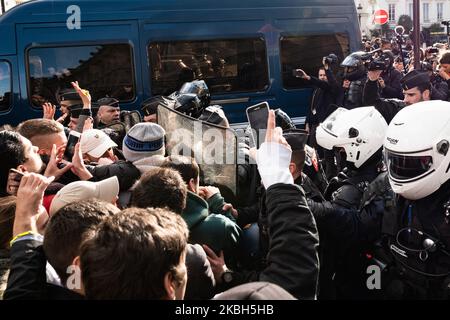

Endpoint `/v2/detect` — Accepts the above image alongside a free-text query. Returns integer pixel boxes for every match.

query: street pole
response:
[1,0,5,14]
[413,0,421,70]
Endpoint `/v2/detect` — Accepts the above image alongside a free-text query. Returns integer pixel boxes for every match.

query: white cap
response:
[49,176,119,215]
[80,129,118,158]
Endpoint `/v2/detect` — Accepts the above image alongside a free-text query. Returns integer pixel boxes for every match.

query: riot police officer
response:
[339,51,368,109]
[372,100,450,299]
[308,106,388,298]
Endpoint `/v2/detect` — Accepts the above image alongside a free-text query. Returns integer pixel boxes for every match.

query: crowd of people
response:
[0,36,449,300]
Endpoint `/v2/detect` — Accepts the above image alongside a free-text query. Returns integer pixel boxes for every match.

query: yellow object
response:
[10,231,38,247]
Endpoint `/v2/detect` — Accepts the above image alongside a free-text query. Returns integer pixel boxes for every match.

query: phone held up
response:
[63,131,81,161]
[246,102,269,148]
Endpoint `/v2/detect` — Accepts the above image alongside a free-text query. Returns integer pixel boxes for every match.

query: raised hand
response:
[71,142,93,181]
[43,144,73,180]
[42,102,56,120]
[264,110,291,149]
[71,81,91,108]
[13,173,54,236]
[198,186,220,200]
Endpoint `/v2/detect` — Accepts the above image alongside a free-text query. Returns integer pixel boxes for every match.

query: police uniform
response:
[362,70,432,124]
[399,69,430,91]
[360,178,450,299]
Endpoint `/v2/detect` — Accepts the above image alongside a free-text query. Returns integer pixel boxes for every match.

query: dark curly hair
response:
[0,131,27,197]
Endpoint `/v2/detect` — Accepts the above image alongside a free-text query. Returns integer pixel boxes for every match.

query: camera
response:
[367,59,386,71]
[323,53,338,65]
[442,20,450,27]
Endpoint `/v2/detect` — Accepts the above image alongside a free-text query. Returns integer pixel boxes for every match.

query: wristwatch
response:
[221,270,234,284]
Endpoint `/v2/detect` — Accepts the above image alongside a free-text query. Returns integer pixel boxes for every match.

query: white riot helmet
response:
[316,107,388,168]
[384,100,450,200]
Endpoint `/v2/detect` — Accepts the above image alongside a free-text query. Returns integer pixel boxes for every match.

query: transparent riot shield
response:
[158,103,238,199]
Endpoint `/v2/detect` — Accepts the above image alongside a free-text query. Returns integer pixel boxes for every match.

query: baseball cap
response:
[80,129,118,158]
[49,176,119,215]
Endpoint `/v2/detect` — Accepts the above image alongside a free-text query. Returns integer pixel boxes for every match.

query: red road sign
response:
[374,9,389,25]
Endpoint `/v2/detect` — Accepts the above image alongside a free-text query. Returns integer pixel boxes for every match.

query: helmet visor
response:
[385,151,433,180]
[340,55,360,67]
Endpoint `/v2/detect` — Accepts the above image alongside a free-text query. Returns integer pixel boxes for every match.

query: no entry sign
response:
[374,9,389,25]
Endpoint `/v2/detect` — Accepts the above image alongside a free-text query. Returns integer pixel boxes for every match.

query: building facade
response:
[355,0,450,37]
[1,0,29,14]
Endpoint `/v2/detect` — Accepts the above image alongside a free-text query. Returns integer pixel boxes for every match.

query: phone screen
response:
[246,102,269,148]
[63,131,81,161]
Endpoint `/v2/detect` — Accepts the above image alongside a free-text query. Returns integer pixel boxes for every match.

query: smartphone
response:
[6,168,24,195]
[63,131,81,161]
[246,102,269,148]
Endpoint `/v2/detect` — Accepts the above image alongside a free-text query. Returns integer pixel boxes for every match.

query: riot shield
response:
[158,102,238,199]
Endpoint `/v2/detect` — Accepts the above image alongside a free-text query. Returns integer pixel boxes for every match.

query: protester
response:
[132,164,241,262]
[80,207,189,299]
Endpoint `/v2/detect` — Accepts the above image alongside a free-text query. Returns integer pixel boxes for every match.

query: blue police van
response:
[0,0,360,126]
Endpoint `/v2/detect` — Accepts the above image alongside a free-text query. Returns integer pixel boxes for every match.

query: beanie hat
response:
[122,123,165,162]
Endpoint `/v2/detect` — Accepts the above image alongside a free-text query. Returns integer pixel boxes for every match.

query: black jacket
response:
[307,166,380,299]
[4,240,214,300]
[224,183,320,300]
[363,79,405,124]
[259,183,320,299]
[87,160,140,192]
[53,160,140,193]
[184,244,216,300]
[430,74,449,101]
[380,67,404,100]
[373,181,450,299]
[305,69,340,125]
[4,239,82,300]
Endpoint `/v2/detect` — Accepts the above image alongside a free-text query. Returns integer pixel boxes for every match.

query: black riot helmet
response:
[141,95,174,116]
[178,80,211,110]
[341,51,369,81]
[380,50,395,69]
[274,108,296,131]
[173,93,204,118]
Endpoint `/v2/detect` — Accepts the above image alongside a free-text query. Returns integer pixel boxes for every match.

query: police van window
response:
[27,44,135,108]
[148,38,269,95]
[281,34,350,89]
[0,61,12,112]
